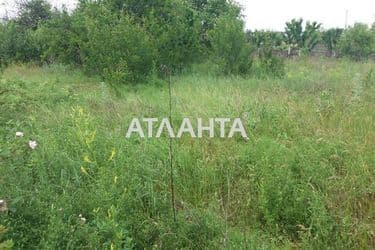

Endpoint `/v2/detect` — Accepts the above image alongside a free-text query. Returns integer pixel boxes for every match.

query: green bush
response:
[322,28,343,57]
[145,0,202,72]
[34,9,82,65]
[284,18,321,53]
[253,34,285,78]
[0,22,39,64]
[338,23,375,60]
[257,53,285,78]
[1,0,283,80]
[247,30,284,49]
[16,0,52,30]
[0,0,52,64]
[209,14,253,75]
[188,0,242,48]
[79,5,155,84]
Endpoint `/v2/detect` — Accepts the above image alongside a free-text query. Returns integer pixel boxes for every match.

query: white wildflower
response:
[28,140,37,150]
[16,131,24,137]
[0,199,8,213]
[78,214,86,225]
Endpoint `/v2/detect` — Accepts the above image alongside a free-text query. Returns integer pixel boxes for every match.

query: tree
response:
[284,18,304,49]
[303,21,322,52]
[34,9,82,64]
[0,0,51,64]
[246,30,284,49]
[77,0,204,72]
[16,0,52,30]
[284,18,321,54]
[338,23,375,60]
[0,21,39,63]
[209,13,253,75]
[144,0,202,71]
[245,30,285,78]
[78,4,155,83]
[188,0,241,48]
[322,28,343,57]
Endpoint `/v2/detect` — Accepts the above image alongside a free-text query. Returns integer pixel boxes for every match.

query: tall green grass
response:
[0,59,374,249]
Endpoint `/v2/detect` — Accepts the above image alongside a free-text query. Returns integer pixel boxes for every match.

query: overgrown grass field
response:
[0,59,374,249]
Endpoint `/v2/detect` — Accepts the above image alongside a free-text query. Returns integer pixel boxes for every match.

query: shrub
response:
[209,14,253,75]
[246,30,284,49]
[253,34,285,78]
[338,23,375,60]
[0,0,52,65]
[144,0,202,72]
[257,51,285,78]
[188,0,242,48]
[284,18,321,54]
[16,0,52,30]
[79,5,155,84]
[322,28,343,57]
[34,9,82,65]
[0,22,40,63]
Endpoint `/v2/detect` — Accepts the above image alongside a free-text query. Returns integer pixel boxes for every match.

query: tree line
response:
[0,0,374,84]
[248,19,375,60]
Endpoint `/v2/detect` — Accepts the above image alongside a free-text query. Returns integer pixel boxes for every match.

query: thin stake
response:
[167,68,177,223]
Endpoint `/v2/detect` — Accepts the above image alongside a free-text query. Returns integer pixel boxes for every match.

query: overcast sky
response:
[1,0,374,31]
[237,0,375,31]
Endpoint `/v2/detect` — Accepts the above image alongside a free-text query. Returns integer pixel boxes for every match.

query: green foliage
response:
[338,23,375,60]
[16,0,52,30]
[302,21,322,52]
[284,18,322,52]
[188,0,241,47]
[0,225,14,250]
[77,5,155,83]
[101,0,166,18]
[0,0,53,64]
[0,1,371,82]
[33,9,82,65]
[284,18,304,48]
[0,21,39,63]
[249,32,286,78]
[1,59,375,248]
[247,30,284,49]
[257,50,285,78]
[363,69,375,88]
[239,138,337,244]
[0,0,246,82]
[322,28,343,56]
[209,14,253,75]
[144,0,202,71]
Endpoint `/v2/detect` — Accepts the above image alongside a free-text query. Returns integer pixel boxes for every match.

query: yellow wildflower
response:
[108,148,116,161]
[85,131,96,147]
[80,166,88,175]
[83,155,93,163]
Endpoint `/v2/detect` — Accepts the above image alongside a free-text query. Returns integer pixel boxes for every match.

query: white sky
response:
[1,0,374,31]
[237,0,375,31]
